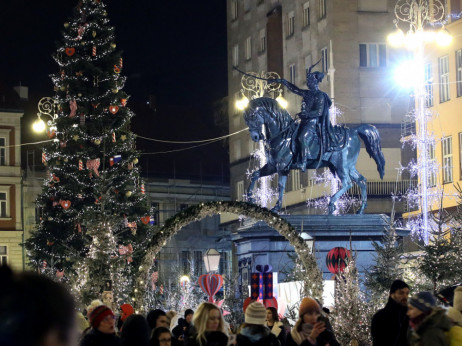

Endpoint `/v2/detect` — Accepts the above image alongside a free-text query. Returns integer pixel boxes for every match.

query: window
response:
[457,50,462,97]
[442,136,453,184]
[305,55,312,75]
[233,44,239,67]
[321,47,328,73]
[303,2,310,27]
[427,143,437,187]
[0,246,7,266]
[288,11,295,37]
[424,63,434,107]
[319,0,326,19]
[289,64,296,84]
[0,192,7,218]
[0,138,5,166]
[439,55,450,102]
[245,36,252,60]
[259,29,266,53]
[291,170,301,191]
[231,0,238,20]
[193,251,202,276]
[181,251,190,274]
[359,43,386,68]
[236,180,244,201]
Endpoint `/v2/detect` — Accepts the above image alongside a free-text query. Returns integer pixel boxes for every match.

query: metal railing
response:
[348,179,418,196]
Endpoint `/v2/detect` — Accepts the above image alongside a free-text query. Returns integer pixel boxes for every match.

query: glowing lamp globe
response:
[203,248,221,273]
[236,96,249,111]
[32,118,46,133]
[436,29,452,47]
[276,95,288,109]
[387,29,405,47]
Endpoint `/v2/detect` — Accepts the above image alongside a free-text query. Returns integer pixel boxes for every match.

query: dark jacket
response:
[286,327,337,346]
[173,318,192,340]
[408,308,451,346]
[80,328,121,346]
[185,331,228,346]
[237,325,280,346]
[266,321,286,346]
[371,297,409,346]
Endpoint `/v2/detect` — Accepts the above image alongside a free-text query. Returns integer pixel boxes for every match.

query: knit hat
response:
[120,303,134,321]
[89,305,114,328]
[409,292,436,313]
[245,302,267,325]
[299,297,321,317]
[448,286,462,325]
[389,280,410,294]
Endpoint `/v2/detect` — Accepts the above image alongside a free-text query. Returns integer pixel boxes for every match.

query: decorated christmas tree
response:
[25,0,153,306]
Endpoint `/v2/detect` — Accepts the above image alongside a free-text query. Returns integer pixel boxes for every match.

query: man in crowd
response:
[371,279,410,346]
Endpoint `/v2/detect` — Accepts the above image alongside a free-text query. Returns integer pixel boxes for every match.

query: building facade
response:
[226,0,413,215]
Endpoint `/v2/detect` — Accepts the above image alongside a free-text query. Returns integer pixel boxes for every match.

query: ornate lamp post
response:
[388,0,452,243]
[203,248,221,273]
[32,97,59,133]
[235,71,287,208]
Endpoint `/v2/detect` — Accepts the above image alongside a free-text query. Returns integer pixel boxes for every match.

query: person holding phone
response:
[286,297,339,346]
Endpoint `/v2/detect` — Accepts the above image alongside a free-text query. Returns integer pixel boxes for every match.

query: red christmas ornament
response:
[120,98,127,107]
[109,105,119,114]
[141,216,150,225]
[46,129,56,139]
[326,247,351,275]
[65,47,75,56]
[114,65,121,74]
[59,200,71,210]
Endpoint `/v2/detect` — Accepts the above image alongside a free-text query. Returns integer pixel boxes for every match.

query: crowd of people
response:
[1,265,462,346]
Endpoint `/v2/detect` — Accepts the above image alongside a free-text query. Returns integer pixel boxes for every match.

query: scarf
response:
[300,323,314,341]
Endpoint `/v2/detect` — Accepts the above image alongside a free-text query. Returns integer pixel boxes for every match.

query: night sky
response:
[0,0,229,182]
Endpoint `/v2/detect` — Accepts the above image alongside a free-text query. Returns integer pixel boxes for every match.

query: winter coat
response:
[173,318,192,340]
[266,321,286,346]
[236,325,280,346]
[286,319,338,346]
[80,328,121,346]
[448,325,462,346]
[407,308,451,346]
[371,297,409,346]
[185,331,228,346]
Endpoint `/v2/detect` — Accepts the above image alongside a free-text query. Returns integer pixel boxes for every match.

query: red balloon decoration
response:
[326,247,351,275]
[198,274,223,302]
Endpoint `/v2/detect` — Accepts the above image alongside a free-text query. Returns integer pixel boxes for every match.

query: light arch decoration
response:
[133,201,323,311]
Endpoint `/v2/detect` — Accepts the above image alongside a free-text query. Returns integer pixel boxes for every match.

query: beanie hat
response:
[89,305,114,328]
[389,280,410,294]
[409,292,436,313]
[299,297,321,317]
[245,302,267,325]
[448,286,462,325]
[120,303,134,321]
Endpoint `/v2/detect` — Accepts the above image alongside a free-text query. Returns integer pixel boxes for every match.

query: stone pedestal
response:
[232,214,410,281]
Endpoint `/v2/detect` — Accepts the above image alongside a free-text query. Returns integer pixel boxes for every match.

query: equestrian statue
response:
[237,62,385,214]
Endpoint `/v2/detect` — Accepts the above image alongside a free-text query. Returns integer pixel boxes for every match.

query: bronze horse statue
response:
[243,97,385,214]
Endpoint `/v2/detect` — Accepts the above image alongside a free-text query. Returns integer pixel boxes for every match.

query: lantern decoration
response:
[198,274,223,302]
[326,247,351,275]
[246,264,278,309]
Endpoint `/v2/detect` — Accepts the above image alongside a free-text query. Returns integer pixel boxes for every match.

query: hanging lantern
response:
[326,247,351,275]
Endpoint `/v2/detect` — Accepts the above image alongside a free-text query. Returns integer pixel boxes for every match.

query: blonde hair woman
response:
[185,302,228,346]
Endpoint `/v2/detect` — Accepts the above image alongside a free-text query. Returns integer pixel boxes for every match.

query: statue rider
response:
[269,61,344,172]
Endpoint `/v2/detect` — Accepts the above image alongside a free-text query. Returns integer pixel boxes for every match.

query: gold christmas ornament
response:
[77,93,82,97]
[92,30,96,38]
[60,86,66,91]
[73,135,79,141]
[125,191,132,197]
[64,22,70,28]
[121,135,127,141]
[112,88,118,94]
[111,43,116,49]
[94,139,101,145]
[133,158,139,164]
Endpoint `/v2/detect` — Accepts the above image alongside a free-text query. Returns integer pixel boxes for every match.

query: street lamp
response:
[32,97,58,133]
[388,0,452,244]
[203,248,221,273]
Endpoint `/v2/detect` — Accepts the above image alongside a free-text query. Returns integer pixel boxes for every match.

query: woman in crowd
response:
[185,302,228,346]
[80,304,120,346]
[150,326,174,346]
[447,286,462,346]
[236,302,279,346]
[286,297,338,346]
[266,307,286,346]
[407,292,451,346]
[120,314,150,346]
